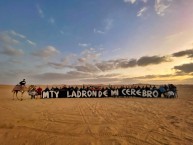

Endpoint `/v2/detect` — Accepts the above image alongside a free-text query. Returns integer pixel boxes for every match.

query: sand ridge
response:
[0,85,193,145]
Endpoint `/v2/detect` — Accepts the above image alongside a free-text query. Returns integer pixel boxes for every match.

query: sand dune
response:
[0,85,193,145]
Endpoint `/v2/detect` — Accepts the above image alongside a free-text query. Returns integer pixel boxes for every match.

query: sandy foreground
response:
[0,85,193,145]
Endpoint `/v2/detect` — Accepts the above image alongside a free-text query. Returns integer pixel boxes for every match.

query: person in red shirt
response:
[36,87,43,99]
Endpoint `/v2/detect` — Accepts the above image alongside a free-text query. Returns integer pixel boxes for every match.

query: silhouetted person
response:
[19,79,26,86]
[44,87,50,92]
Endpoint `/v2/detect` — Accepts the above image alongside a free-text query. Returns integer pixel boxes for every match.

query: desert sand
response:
[0,85,193,145]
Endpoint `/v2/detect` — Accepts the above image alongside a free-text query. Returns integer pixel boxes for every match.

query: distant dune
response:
[0,85,193,145]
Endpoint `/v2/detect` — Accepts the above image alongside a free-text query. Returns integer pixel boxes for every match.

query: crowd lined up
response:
[27,84,177,98]
[15,79,177,99]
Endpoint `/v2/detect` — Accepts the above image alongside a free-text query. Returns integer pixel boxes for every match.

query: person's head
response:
[23,79,25,81]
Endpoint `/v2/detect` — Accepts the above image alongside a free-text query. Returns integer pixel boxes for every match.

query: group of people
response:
[28,85,43,99]
[43,85,157,91]
[43,84,177,98]
[17,79,178,98]
[18,79,42,99]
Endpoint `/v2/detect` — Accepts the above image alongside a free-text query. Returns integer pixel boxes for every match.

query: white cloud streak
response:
[0,30,36,47]
[137,7,147,17]
[78,43,90,47]
[123,0,136,4]
[94,28,105,34]
[27,40,36,46]
[36,4,44,18]
[10,30,26,39]
[123,0,172,16]
[155,0,172,16]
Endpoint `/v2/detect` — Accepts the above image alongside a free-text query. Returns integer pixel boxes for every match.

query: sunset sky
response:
[0,0,193,85]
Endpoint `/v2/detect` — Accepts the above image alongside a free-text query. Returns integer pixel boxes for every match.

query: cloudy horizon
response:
[0,0,193,85]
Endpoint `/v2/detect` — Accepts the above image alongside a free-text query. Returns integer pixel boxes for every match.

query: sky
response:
[0,0,193,85]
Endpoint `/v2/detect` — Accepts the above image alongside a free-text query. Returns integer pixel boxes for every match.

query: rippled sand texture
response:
[0,85,193,145]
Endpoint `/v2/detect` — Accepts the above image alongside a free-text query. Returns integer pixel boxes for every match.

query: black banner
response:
[42,88,160,98]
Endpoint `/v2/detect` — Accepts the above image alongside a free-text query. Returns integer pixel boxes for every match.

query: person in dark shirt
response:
[19,79,26,86]
[44,87,50,92]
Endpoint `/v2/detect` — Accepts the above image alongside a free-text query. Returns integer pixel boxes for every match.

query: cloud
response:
[80,73,121,84]
[33,71,93,81]
[120,73,188,84]
[32,46,59,58]
[78,58,87,63]
[75,63,101,73]
[117,59,137,68]
[9,30,36,46]
[96,60,116,71]
[94,18,113,34]
[0,32,19,46]
[48,17,55,25]
[95,59,131,71]
[60,30,64,35]
[133,74,174,79]
[137,7,147,17]
[0,31,25,56]
[47,54,83,70]
[123,0,147,4]
[96,55,170,71]
[96,55,170,72]
[80,48,101,63]
[137,55,171,66]
[46,54,78,69]
[0,46,24,56]
[142,0,148,3]
[45,48,102,74]
[112,48,121,52]
[78,43,90,47]
[9,59,22,64]
[94,28,105,34]
[36,4,58,27]
[174,63,193,73]
[123,0,172,16]
[97,73,121,78]
[154,0,172,16]
[104,18,113,31]
[172,49,193,58]
[36,4,44,18]
[47,48,102,73]
[0,30,36,48]
[82,77,120,84]
[26,40,36,46]
[10,30,26,39]
[123,0,136,4]
[47,62,68,69]
[10,30,36,46]
[43,46,172,77]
